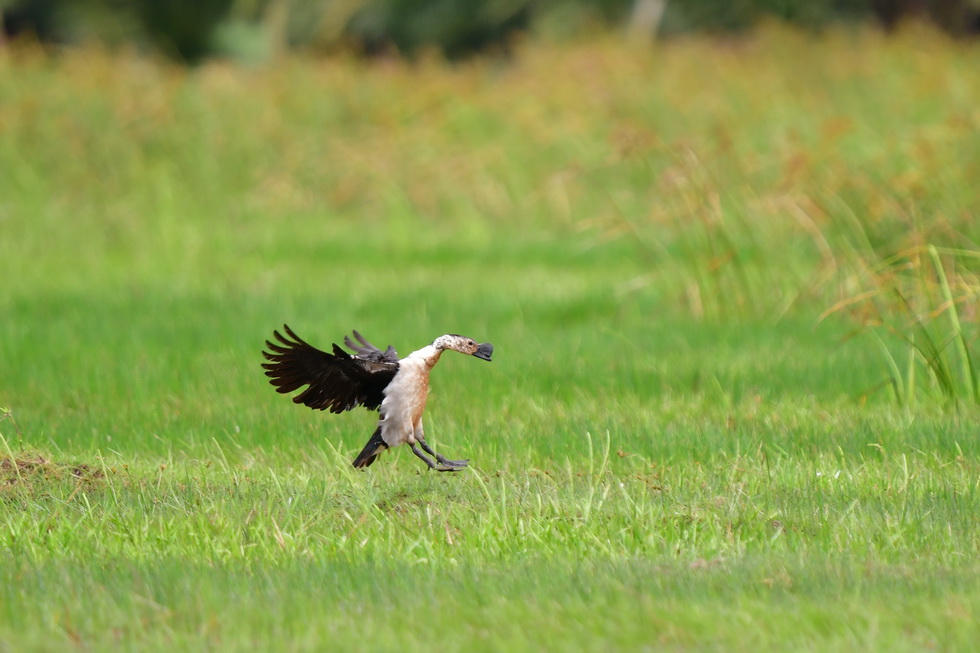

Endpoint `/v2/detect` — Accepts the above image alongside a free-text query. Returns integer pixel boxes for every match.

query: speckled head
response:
[433,334,494,361]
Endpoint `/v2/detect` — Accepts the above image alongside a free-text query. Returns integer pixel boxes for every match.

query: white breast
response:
[378,357,430,447]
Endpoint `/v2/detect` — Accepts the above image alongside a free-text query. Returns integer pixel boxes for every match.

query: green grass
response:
[2,25,980,651]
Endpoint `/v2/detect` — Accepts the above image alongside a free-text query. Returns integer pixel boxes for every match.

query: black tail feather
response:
[352,427,388,469]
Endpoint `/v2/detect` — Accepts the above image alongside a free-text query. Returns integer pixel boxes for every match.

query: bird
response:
[261,325,493,471]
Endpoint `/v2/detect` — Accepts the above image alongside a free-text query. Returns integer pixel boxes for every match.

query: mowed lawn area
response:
[1,26,979,650]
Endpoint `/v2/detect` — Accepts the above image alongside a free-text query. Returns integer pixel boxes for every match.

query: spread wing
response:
[343,330,399,369]
[261,324,399,413]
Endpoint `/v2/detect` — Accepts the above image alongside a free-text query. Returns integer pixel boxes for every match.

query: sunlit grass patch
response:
[1,440,978,650]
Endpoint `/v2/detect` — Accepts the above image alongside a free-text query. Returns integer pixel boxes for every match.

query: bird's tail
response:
[352,426,388,469]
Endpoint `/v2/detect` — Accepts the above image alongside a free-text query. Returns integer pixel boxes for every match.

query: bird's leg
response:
[436,454,469,469]
[410,443,441,470]
[414,421,467,471]
[411,443,465,472]
[417,438,469,469]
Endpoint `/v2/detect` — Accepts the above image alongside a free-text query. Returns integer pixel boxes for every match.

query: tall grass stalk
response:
[830,244,980,406]
[928,245,980,403]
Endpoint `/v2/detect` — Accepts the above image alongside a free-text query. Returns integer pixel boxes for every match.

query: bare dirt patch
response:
[0,454,106,488]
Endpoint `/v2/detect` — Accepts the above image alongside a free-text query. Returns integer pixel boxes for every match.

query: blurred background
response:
[2,0,979,451]
[2,6,979,648]
[3,0,979,63]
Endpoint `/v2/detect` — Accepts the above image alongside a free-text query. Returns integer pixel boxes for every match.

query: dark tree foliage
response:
[2,0,72,42]
[133,0,235,62]
[2,0,977,62]
[347,0,531,58]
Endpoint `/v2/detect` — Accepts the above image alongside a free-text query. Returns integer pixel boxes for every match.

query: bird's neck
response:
[408,344,444,369]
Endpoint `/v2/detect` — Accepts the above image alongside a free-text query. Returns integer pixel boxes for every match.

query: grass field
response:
[2,25,980,650]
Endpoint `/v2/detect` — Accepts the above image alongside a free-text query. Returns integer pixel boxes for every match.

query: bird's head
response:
[433,334,494,361]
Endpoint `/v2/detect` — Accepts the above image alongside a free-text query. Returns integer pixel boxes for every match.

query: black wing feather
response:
[261,324,399,413]
[343,330,399,368]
